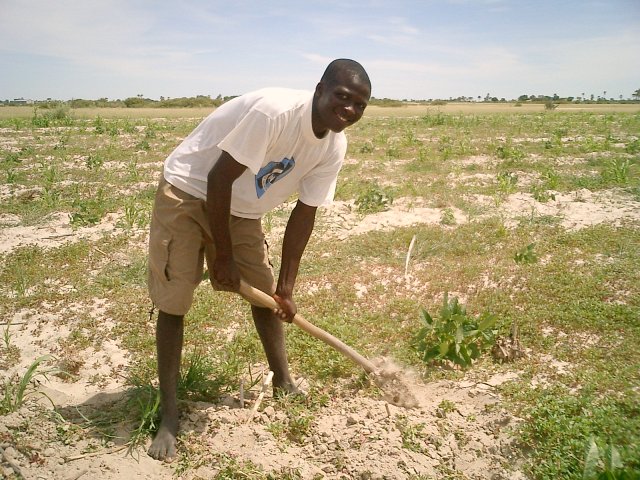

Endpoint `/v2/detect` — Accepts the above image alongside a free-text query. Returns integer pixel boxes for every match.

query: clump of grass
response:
[0,355,55,414]
[125,348,243,449]
[511,385,640,479]
[602,158,632,184]
[119,199,150,229]
[1,321,21,370]
[125,384,161,451]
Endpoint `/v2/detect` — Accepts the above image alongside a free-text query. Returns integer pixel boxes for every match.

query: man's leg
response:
[148,310,184,462]
[251,305,299,394]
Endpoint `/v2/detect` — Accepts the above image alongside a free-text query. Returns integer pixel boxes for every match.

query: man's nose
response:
[343,103,356,116]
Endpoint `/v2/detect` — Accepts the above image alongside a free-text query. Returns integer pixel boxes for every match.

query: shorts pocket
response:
[149,234,171,282]
[160,238,171,281]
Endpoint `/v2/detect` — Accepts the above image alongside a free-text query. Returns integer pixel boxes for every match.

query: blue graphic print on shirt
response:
[255,157,295,198]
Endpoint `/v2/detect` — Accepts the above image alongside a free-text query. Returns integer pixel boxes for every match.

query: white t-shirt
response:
[164,88,347,219]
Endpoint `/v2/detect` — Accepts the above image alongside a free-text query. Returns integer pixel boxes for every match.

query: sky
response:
[1,0,639,102]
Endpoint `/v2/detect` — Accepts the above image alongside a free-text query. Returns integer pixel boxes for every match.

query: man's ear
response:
[314,81,323,97]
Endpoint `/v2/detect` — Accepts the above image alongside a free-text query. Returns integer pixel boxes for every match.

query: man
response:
[147,59,371,461]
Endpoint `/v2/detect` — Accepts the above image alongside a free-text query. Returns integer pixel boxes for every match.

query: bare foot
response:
[147,418,178,462]
[273,379,304,398]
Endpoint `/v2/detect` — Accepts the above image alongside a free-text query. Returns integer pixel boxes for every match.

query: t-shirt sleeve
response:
[298,138,347,207]
[216,110,276,174]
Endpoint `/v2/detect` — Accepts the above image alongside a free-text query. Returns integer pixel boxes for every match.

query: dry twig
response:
[245,371,273,424]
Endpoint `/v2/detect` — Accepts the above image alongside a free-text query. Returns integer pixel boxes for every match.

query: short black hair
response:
[320,59,371,92]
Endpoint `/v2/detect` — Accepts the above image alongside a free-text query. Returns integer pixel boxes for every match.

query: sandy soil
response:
[1,185,638,479]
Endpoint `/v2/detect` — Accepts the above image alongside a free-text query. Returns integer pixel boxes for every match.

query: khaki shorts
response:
[148,177,275,316]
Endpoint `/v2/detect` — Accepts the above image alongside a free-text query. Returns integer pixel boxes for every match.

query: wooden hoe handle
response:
[238,280,377,374]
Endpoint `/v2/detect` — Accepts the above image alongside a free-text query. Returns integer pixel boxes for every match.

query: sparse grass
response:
[0,106,638,478]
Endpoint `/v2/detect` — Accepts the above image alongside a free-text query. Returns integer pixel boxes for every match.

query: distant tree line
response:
[0,94,238,108]
[2,89,639,107]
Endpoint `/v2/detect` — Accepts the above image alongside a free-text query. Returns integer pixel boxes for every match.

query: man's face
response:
[312,71,371,137]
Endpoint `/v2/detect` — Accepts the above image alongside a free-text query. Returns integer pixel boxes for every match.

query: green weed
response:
[0,356,55,414]
[495,142,526,162]
[354,182,393,214]
[437,399,457,417]
[126,384,161,451]
[602,158,632,184]
[70,193,106,227]
[514,243,537,264]
[86,153,104,170]
[120,200,149,229]
[497,171,519,195]
[396,415,427,453]
[532,184,556,202]
[440,208,456,226]
[412,293,497,368]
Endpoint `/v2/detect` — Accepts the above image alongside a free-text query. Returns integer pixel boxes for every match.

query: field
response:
[1,104,639,479]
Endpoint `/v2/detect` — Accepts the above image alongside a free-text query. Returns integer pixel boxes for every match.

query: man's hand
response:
[212,256,241,292]
[273,292,297,322]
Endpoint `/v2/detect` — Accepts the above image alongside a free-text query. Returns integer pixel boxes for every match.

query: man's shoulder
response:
[241,88,311,117]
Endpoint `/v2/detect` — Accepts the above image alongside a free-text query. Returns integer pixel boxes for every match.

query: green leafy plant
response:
[543,168,561,189]
[440,208,456,225]
[437,399,457,417]
[5,169,18,184]
[514,243,538,264]
[70,197,105,227]
[625,139,640,155]
[86,153,104,170]
[495,142,525,162]
[532,182,556,202]
[385,142,400,159]
[355,182,393,214]
[413,293,497,368]
[93,115,106,134]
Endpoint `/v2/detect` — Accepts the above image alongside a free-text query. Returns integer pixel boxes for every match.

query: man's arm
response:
[274,200,317,320]
[206,151,247,291]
